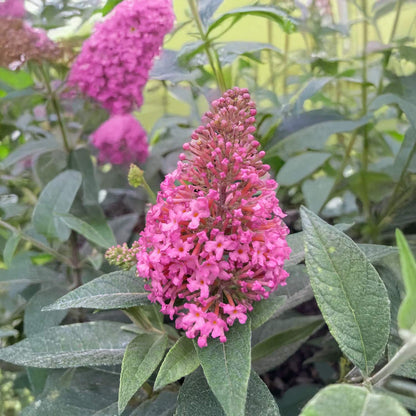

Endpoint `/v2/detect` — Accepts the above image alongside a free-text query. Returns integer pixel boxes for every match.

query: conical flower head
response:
[136,87,291,347]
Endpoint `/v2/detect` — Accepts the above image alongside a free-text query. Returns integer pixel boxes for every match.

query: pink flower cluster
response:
[134,88,291,347]
[91,114,148,165]
[0,0,25,18]
[68,0,174,115]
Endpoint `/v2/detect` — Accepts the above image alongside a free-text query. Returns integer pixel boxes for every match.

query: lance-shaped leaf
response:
[176,367,280,416]
[154,336,200,391]
[32,170,82,241]
[300,206,390,375]
[43,270,150,311]
[0,321,135,368]
[207,5,297,36]
[196,320,251,416]
[248,294,287,329]
[58,213,116,249]
[396,229,416,333]
[300,384,410,416]
[118,333,168,414]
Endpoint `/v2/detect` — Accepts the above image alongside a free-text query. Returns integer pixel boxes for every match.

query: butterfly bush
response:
[0,0,25,17]
[67,0,175,115]
[91,114,148,165]
[107,88,291,347]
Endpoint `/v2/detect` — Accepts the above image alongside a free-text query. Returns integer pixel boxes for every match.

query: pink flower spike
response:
[134,88,291,347]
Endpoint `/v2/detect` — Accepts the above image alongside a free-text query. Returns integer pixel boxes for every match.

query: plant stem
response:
[0,219,75,268]
[69,232,82,289]
[282,32,290,96]
[376,0,404,94]
[360,0,371,220]
[369,335,416,386]
[188,0,227,93]
[267,19,276,93]
[39,64,71,152]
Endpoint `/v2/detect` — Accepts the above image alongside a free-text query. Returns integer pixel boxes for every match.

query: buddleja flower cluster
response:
[0,0,24,18]
[68,0,174,115]
[91,114,149,165]
[68,0,174,166]
[0,16,60,69]
[108,88,291,347]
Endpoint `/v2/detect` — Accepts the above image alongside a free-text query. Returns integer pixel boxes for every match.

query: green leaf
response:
[199,0,223,27]
[43,270,150,311]
[154,336,199,391]
[196,320,251,416]
[176,368,280,416]
[69,148,99,206]
[101,0,123,15]
[3,232,20,268]
[130,391,177,416]
[24,286,67,336]
[0,67,33,89]
[118,333,168,414]
[249,294,287,329]
[22,367,120,415]
[396,230,416,332]
[300,384,410,416]
[300,206,390,375]
[58,213,116,249]
[0,321,135,368]
[276,152,331,186]
[252,315,323,361]
[207,6,297,37]
[32,170,82,241]
[268,117,371,160]
[1,138,62,168]
[302,177,335,213]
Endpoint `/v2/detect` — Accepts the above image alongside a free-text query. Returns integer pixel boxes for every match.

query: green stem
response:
[282,32,290,96]
[39,64,71,152]
[267,19,276,93]
[318,131,359,214]
[376,0,403,94]
[188,0,227,93]
[69,232,82,289]
[0,219,75,268]
[360,0,371,220]
[369,335,416,386]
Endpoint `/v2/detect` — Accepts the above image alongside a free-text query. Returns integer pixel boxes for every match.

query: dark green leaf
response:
[24,286,67,336]
[43,270,150,311]
[130,391,177,416]
[118,334,168,414]
[252,315,323,361]
[301,206,391,375]
[154,336,199,391]
[300,384,410,416]
[196,320,251,416]
[176,368,280,416]
[58,213,116,249]
[249,294,287,329]
[0,321,135,368]
[268,117,371,160]
[3,232,20,268]
[302,177,335,213]
[32,170,82,241]
[69,148,99,206]
[1,138,62,168]
[276,152,331,186]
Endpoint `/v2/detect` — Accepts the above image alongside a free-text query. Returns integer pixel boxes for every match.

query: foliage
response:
[0,0,416,415]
